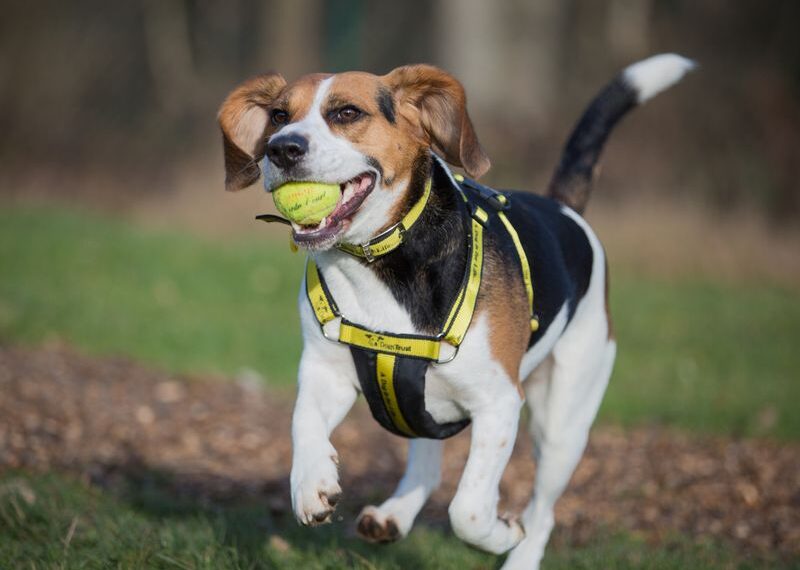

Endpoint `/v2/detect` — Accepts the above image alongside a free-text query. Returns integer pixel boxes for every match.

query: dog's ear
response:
[217,73,286,191]
[384,65,490,179]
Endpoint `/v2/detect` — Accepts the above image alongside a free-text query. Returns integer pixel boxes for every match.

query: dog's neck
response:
[313,155,468,334]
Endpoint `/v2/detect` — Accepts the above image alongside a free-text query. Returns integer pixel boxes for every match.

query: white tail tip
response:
[623,53,696,103]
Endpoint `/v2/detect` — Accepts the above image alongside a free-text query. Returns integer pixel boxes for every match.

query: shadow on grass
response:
[83,451,488,570]
[3,459,788,569]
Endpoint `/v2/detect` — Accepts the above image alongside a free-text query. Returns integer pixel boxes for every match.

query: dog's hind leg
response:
[356,438,443,543]
[503,207,615,569]
[502,315,615,568]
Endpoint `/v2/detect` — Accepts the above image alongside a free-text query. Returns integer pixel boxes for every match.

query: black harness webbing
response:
[302,169,536,439]
[349,348,469,438]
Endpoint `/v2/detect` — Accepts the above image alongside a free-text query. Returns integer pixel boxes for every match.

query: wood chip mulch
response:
[0,344,798,560]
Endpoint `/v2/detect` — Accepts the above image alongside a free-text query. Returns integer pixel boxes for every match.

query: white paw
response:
[355,505,404,543]
[501,537,544,570]
[477,513,526,554]
[498,513,526,550]
[290,447,341,526]
[450,505,526,554]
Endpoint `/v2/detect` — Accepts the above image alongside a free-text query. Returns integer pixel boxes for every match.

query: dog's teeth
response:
[342,183,356,204]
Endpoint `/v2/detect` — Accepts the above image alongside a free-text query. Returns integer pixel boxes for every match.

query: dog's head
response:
[218,66,490,249]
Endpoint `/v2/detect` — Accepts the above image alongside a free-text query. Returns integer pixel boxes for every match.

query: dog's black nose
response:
[267,134,308,169]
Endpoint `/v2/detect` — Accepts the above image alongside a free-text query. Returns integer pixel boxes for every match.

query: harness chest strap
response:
[306,216,484,362]
[374,352,416,437]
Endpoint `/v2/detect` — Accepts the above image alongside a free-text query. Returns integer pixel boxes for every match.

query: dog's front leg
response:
[290,352,357,526]
[448,395,525,554]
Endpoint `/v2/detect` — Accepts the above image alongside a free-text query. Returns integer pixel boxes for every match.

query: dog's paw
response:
[291,449,341,526]
[356,506,402,544]
[499,511,526,541]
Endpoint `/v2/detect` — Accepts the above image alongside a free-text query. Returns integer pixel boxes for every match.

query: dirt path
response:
[1,344,798,559]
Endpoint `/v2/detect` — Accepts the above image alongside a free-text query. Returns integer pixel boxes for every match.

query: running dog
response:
[218,53,693,568]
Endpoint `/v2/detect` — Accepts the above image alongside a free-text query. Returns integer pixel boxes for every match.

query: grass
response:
[608,273,800,439]
[0,205,304,384]
[2,204,798,567]
[2,205,798,439]
[0,470,785,570]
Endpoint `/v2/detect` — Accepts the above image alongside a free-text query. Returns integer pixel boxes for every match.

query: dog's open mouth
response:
[291,172,376,247]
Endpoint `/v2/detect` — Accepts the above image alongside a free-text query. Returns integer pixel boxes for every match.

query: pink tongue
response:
[328,175,371,221]
[354,175,371,192]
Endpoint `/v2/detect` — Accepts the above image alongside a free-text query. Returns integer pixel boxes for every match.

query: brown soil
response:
[1,344,798,559]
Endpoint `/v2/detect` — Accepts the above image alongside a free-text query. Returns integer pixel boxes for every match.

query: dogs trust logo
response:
[314,295,328,315]
[363,333,412,353]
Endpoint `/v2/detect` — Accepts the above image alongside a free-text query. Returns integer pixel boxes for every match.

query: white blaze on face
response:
[261,77,366,188]
[260,76,409,247]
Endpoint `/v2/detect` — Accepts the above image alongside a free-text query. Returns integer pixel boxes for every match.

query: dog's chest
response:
[316,253,417,333]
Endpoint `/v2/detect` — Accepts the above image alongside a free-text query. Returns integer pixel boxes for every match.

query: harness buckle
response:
[470,204,490,226]
[434,336,460,364]
[319,317,342,343]
[359,223,406,262]
[487,193,511,211]
[362,243,375,263]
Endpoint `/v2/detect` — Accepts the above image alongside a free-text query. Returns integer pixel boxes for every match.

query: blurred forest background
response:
[1,0,799,227]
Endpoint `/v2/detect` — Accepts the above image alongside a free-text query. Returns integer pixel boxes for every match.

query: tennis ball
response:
[272,182,340,225]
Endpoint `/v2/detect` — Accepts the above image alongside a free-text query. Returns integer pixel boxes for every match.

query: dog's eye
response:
[270,109,289,126]
[331,105,363,124]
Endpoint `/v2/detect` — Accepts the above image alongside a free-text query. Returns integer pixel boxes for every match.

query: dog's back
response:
[486,53,696,349]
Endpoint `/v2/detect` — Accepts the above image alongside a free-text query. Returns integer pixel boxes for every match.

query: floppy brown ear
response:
[217,73,286,191]
[384,65,490,178]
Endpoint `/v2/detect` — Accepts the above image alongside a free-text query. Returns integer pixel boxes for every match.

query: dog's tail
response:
[548,53,695,214]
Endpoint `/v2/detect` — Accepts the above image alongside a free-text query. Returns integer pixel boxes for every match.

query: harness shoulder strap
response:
[441,218,484,346]
[305,259,338,325]
[496,211,538,332]
[454,174,538,332]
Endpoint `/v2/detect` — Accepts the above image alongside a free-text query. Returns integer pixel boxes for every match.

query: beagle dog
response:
[218,53,694,569]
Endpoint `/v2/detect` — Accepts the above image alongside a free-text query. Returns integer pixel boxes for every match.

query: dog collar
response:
[335,177,432,262]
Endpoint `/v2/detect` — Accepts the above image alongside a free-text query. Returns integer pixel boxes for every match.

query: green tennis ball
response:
[273,182,340,225]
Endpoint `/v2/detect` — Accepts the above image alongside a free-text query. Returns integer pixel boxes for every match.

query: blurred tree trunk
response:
[193,0,245,84]
[361,0,434,73]
[605,0,652,59]
[142,0,196,115]
[434,0,566,131]
[262,0,323,77]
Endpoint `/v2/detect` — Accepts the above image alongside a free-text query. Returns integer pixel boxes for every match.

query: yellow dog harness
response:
[304,174,537,438]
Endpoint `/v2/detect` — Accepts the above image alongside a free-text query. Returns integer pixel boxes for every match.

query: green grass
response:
[2,205,798,567]
[0,470,785,570]
[1,205,799,439]
[0,208,800,439]
[0,206,304,384]
[608,273,800,439]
